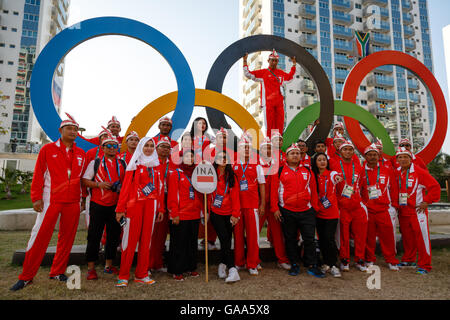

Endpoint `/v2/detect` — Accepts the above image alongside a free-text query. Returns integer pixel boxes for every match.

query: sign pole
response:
[204,193,209,283]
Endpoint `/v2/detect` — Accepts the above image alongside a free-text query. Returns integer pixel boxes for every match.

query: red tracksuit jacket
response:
[270,164,319,213]
[316,169,340,219]
[119,150,134,165]
[358,163,396,213]
[31,139,86,203]
[86,146,104,164]
[167,169,202,220]
[232,161,265,209]
[243,65,296,106]
[208,173,241,218]
[330,158,363,209]
[390,154,428,171]
[116,164,165,214]
[391,164,440,216]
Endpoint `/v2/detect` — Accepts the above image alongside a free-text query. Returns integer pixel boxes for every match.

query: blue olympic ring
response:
[30,17,195,151]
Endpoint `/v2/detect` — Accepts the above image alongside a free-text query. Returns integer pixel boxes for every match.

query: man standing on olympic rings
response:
[243,50,296,136]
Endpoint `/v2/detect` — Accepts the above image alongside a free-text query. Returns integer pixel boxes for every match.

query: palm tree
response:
[0,168,18,200]
[17,170,33,194]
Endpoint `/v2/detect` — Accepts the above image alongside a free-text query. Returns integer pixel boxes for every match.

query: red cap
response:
[286,143,300,154]
[156,136,171,148]
[364,143,379,155]
[126,131,140,141]
[107,116,120,127]
[60,113,79,129]
[159,116,173,125]
[269,49,279,60]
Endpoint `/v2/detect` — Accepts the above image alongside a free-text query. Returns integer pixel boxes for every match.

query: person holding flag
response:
[243,50,296,136]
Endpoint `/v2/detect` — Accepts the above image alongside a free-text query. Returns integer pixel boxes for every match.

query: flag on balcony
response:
[355,31,370,58]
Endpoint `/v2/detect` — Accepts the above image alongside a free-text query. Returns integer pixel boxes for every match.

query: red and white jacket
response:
[315,169,340,219]
[119,150,134,165]
[167,169,202,221]
[391,164,440,216]
[232,161,265,209]
[85,146,104,165]
[330,158,363,209]
[243,65,296,106]
[83,156,126,207]
[153,133,179,149]
[358,163,396,213]
[299,153,311,169]
[116,164,165,215]
[270,165,319,213]
[208,173,241,218]
[31,139,86,204]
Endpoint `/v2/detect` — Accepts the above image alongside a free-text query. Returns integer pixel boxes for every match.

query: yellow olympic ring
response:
[121,89,264,152]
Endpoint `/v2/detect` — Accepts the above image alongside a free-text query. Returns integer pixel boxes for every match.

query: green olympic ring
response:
[282,100,396,156]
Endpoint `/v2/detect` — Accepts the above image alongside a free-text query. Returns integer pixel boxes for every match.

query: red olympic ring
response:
[342,50,448,164]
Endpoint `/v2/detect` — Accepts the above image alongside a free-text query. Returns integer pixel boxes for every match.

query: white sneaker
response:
[340,263,350,272]
[207,243,217,250]
[330,266,342,278]
[365,261,374,268]
[225,267,240,283]
[321,264,330,273]
[277,263,291,270]
[388,263,399,271]
[218,263,227,279]
[249,268,258,276]
[256,264,262,270]
[355,261,368,272]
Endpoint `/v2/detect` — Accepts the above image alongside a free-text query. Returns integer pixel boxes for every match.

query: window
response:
[0,43,4,47]
[13,11,19,16]
[6,78,12,83]
[9,44,15,48]
[1,26,7,30]
[0,60,3,64]
[360,86,367,91]
[355,4,362,9]
[3,10,9,14]
[11,28,17,32]
[356,17,362,22]
[8,61,13,65]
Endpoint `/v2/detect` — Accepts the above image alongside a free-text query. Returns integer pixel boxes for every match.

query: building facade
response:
[239,0,434,152]
[0,0,69,153]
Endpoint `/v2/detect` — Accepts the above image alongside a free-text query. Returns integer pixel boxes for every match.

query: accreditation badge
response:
[342,184,354,198]
[368,185,381,200]
[399,193,408,206]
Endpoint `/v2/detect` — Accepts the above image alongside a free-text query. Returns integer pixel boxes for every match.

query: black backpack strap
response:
[118,159,127,171]
[278,165,284,178]
[92,158,101,181]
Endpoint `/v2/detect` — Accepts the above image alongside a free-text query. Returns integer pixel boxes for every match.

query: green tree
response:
[427,152,449,188]
[0,168,18,200]
[16,170,33,194]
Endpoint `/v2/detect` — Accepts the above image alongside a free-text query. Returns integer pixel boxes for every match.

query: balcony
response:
[367,74,395,87]
[374,65,393,73]
[368,88,395,101]
[403,25,414,38]
[300,0,315,4]
[334,54,354,67]
[332,11,354,25]
[412,123,423,132]
[385,120,398,131]
[301,79,315,92]
[371,33,391,46]
[299,34,317,47]
[332,0,353,12]
[299,4,316,18]
[402,12,413,25]
[414,137,425,145]
[299,20,317,32]
[335,68,349,81]
[409,93,420,104]
[243,0,260,17]
[334,39,353,53]
[404,39,416,51]
[243,3,260,29]
[301,95,315,107]
[362,0,388,7]
[402,0,412,12]
[363,6,389,20]
[369,104,395,115]
[410,109,421,119]
[365,20,390,33]
[408,78,419,91]
[335,83,344,96]
[333,25,354,39]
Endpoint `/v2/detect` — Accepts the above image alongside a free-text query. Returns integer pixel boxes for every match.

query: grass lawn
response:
[0,184,32,211]
[1,229,449,300]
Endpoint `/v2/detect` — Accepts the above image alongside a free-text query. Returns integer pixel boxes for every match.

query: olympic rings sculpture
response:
[30,17,447,164]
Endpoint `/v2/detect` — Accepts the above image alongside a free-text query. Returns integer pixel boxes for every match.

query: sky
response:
[61,0,450,152]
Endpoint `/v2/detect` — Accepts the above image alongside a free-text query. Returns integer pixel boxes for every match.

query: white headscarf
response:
[126,137,159,171]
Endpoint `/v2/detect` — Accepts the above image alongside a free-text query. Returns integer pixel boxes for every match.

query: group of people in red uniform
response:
[10,112,441,291]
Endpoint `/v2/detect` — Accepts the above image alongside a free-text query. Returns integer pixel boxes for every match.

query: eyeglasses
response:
[104,144,118,149]
[399,144,410,147]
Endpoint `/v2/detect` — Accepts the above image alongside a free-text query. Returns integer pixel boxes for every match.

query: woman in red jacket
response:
[209,151,241,283]
[115,137,164,287]
[311,152,343,278]
[167,150,202,281]
[190,117,211,164]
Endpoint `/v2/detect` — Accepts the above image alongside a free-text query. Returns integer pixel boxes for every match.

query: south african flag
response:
[355,31,370,58]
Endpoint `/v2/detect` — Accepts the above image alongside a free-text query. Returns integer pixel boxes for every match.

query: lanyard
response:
[340,160,355,185]
[365,166,380,186]
[147,167,155,183]
[103,157,120,182]
[240,161,249,179]
[95,146,100,159]
[58,140,75,179]
[399,168,410,192]
[268,68,282,84]
[164,162,169,179]
[323,176,327,196]
[122,151,127,162]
